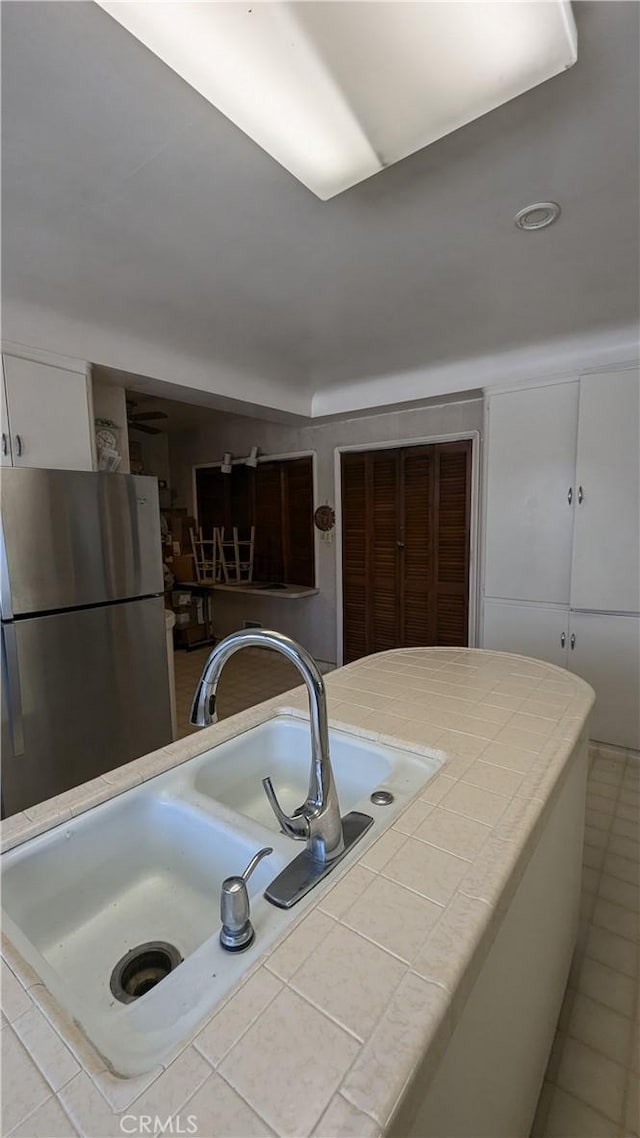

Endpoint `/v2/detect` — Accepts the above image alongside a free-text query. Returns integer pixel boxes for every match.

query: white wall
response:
[91,376,130,472]
[134,431,170,481]
[131,431,171,507]
[169,397,483,664]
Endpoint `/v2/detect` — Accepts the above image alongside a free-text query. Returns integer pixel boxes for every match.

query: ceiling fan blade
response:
[129,421,162,434]
[130,411,169,421]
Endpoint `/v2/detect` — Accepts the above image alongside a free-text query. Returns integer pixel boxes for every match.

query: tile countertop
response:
[0,649,594,1138]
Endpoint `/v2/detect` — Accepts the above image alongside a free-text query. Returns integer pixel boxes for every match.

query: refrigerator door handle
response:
[2,623,25,756]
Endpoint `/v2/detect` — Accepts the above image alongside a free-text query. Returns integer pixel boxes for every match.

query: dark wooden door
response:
[341,441,472,662]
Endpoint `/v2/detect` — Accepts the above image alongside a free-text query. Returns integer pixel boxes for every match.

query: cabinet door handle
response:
[567,487,573,506]
[577,486,583,505]
[14,434,23,457]
[570,633,576,650]
[560,632,566,648]
[1,433,7,457]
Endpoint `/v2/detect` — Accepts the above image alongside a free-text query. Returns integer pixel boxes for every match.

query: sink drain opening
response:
[110,941,183,1004]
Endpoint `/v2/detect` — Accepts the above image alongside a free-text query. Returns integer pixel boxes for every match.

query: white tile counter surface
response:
[0,649,594,1138]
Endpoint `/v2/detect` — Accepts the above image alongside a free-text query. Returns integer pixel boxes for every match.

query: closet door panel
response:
[342,454,368,663]
[401,449,434,647]
[435,443,471,646]
[370,451,400,653]
[571,370,640,613]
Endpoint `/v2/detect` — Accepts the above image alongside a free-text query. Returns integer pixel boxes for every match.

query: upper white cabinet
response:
[484,382,579,604]
[570,370,640,613]
[2,354,94,471]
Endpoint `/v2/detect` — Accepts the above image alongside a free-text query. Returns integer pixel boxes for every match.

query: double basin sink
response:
[2,715,443,1076]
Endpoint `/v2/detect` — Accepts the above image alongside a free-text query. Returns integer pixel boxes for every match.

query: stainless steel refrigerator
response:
[1,468,173,817]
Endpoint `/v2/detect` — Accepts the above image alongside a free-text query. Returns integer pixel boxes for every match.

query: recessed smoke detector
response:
[514,202,561,231]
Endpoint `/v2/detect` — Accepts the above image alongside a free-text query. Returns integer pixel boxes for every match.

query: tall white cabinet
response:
[484,382,579,605]
[570,372,640,613]
[483,369,640,750]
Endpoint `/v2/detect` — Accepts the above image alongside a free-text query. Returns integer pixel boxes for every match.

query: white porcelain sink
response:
[2,784,292,1076]
[1,715,443,1076]
[191,715,433,829]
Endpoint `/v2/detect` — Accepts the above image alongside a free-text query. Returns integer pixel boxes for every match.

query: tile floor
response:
[175,648,639,1137]
[174,645,302,738]
[532,746,639,1138]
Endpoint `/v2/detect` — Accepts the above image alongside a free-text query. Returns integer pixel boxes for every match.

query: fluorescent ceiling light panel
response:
[96,1,577,200]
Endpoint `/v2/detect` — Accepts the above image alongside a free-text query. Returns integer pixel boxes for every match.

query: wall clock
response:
[95,418,120,452]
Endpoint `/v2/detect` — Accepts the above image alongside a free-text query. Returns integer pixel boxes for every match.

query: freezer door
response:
[0,468,163,616]
[1,597,172,816]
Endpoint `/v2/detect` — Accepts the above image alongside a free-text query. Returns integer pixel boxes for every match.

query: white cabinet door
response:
[483,601,569,668]
[571,369,640,613]
[1,359,13,466]
[568,611,640,750]
[2,355,93,471]
[484,383,579,604]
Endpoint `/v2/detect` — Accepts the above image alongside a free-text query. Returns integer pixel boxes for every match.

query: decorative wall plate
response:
[314,504,335,532]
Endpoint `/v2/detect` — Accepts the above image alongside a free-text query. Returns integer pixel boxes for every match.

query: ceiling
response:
[125,389,220,435]
[2,2,639,417]
[120,380,482,435]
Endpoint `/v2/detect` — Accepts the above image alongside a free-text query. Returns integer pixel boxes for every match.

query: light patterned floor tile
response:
[174,646,301,738]
[539,1084,619,1137]
[534,753,638,1138]
[567,992,633,1065]
[555,1038,626,1124]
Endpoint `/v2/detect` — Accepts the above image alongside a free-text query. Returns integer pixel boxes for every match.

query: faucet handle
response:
[262,777,309,841]
[219,846,272,952]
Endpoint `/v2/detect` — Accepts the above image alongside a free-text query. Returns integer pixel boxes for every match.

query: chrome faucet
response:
[190,628,345,863]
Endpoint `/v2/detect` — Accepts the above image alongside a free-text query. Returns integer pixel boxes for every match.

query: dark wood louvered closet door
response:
[341,441,472,663]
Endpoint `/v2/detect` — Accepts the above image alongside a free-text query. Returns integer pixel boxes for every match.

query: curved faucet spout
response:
[190,628,345,864]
